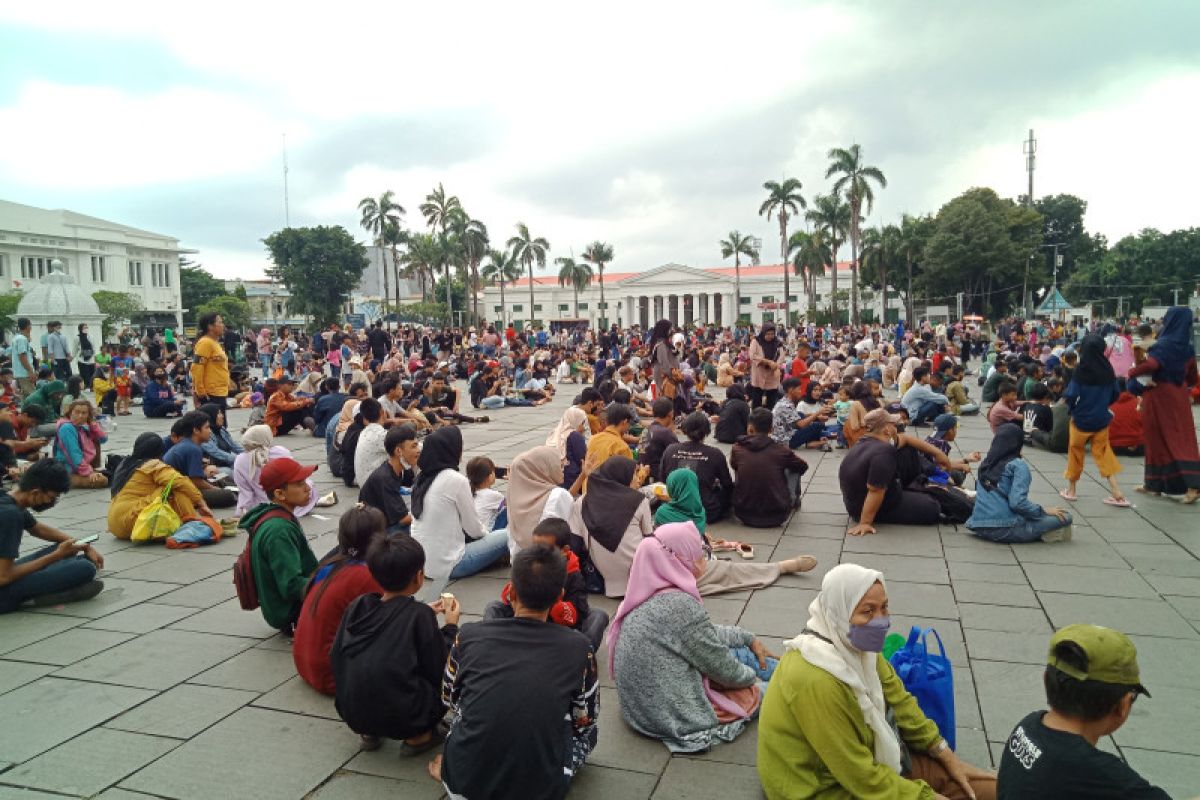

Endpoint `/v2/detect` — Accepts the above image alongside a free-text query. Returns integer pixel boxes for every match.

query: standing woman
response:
[1061,334,1130,507]
[647,319,680,397]
[1129,306,1200,503]
[747,322,783,409]
[76,324,96,384]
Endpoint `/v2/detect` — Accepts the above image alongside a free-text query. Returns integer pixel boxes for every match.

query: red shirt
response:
[293,562,383,695]
[1107,393,1143,448]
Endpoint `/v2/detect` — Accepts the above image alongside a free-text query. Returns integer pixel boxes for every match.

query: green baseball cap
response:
[1048,624,1150,697]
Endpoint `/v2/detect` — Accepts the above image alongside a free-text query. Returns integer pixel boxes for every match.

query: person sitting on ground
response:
[1022,382,1054,446]
[944,364,979,415]
[485,517,610,652]
[58,376,95,419]
[467,456,506,533]
[197,403,243,470]
[163,411,237,509]
[0,406,47,479]
[987,380,1024,433]
[583,403,636,483]
[432,543,598,799]
[240,457,319,634]
[996,624,1167,799]
[611,522,776,753]
[233,425,321,517]
[967,424,1073,544]
[661,411,735,524]
[358,425,418,535]
[1107,381,1144,456]
[732,407,809,528]
[21,380,67,434]
[757,563,997,800]
[294,505,387,696]
[332,530,461,755]
[568,456,653,598]
[352,398,388,489]
[142,366,185,418]
[265,375,315,436]
[774,378,834,451]
[546,406,588,489]
[924,414,980,487]
[108,432,210,539]
[840,409,952,535]
[52,400,109,489]
[311,378,347,438]
[715,383,751,444]
[0,459,105,613]
[981,359,1010,403]
[419,373,490,424]
[901,367,950,427]
[506,445,583,557]
[637,398,679,482]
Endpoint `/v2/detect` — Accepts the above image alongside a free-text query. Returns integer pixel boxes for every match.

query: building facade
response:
[0,199,189,328]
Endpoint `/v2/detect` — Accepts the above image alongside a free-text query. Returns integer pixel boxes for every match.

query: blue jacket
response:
[1063,379,1118,432]
[143,380,176,416]
[966,459,1044,529]
[313,392,347,438]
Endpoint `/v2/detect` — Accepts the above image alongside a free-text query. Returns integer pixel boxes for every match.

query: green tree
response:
[448,210,489,324]
[555,256,593,318]
[788,230,830,321]
[481,247,523,326]
[719,231,759,324]
[262,226,369,329]
[759,178,806,324]
[507,223,550,326]
[179,261,224,319]
[358,190,405,314]
[898,213,933,324]
[805,194,851,325]
[396,300,448,325]
[827,144,887,326]
[1066,227,1200,314]
[92,290,145,339]
[420,184,464,316]
[860,224,903,324]
[401,231,441,302]
[197,295,251,332]
[0,290,23,335]
[581,241,615,325]
[382,222,408,308]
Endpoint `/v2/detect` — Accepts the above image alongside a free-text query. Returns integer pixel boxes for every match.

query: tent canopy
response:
[1036,287,1073,314]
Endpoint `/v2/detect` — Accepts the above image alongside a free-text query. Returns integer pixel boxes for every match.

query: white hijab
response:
[241,425,275,470]
[546,407,587,457]
[784,563,902,774]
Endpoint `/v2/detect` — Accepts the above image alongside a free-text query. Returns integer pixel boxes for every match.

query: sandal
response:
[1058,489,1077,501]
[1102,496,1132,508]
[736,543,755,559]
[1135,485,1161,496]
[708,539,741,553]
[399,729,445,757]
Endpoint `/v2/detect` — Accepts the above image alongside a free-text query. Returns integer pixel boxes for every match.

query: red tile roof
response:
[504,261,853,288]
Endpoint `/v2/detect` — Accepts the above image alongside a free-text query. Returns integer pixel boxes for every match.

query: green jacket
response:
[241,503,317,630]
[757,649,942,800]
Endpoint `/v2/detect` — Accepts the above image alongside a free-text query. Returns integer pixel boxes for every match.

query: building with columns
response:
[483,261,902,329]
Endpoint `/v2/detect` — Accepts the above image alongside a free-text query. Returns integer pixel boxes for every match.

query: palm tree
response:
[759,178,806,325]
[448,210,489,324]
[555,256,593,318]
[719,231,759,326]
[581,241,615,325]
[481,248,522,327]
[788,230,831,321]
[357,191,405,315]
[382,222,407,310]
[827,145,887,326]
[401,232,444,307]
[420,183,463,315]
[507,223,550,326]
[898,213,932,325]
[805,194,851,325]
[861,224,901,325]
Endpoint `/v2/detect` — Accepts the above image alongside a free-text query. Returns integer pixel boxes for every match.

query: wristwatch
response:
[929,739,950,757]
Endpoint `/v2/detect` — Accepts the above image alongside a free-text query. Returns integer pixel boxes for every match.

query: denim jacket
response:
[966,459,1043,529]
[200,428,243,468]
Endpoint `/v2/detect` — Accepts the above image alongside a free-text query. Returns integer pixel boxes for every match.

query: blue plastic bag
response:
[889,626,955,749]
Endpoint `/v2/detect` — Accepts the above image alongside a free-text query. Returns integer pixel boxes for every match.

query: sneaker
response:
[475,416,490,423]
[220,517,241,536]
[26,579,105,608]
[1041,525,1073,543]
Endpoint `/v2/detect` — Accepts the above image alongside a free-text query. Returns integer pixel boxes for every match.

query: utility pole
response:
[1116,296,1129,320]
[1023,129,1037,206]
[1173,287,1182,305]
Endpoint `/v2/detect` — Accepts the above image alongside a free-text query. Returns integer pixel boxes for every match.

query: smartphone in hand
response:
[494,466,509,480]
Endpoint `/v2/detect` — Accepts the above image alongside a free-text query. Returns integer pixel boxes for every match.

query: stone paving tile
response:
[187,645,298,693]
[25,577,182,620]
[167,597,280,640]
[590,688,672,774]
[310,772,445,800]
[842,553,949,584]
[958,603,1052,635]
[83,602,201,634]
[952,579,1040,608]
[971,660,1046,743]
[150,579,237,609]
[251,674,340,720]
[0,614,83,655]
[884,580,959,620]
[1,727,178,797]
[0,661,55,697]
[652,758,762,800]
[0,677,154,763]
[1021,562,1159,599]
[1122,748,1200,799]
[3,627,136,667]
[1114,685,1200,756]
[106,683,259,739]
[54,628,258,690]
[112,552,237,584]
[1038,592,1198,640]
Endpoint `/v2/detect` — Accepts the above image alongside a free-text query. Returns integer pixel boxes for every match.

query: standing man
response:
[11,318,35,399]
[46,321,72,381]
[191,312,230,410]
[367,320,390,367]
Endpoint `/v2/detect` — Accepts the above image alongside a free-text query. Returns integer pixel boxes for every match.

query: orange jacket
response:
[265,392,310,433]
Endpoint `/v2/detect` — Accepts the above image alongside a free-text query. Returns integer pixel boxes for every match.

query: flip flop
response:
[1058,490,1077,501]
[1102,496,1132,508]
[736,543,755,560]
[709,539,741,553]
[1135,485,1160,496]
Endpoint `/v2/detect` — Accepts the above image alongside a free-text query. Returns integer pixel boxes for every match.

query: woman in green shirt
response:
[758,564,996,800]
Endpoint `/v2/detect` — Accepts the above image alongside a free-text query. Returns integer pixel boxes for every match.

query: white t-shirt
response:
[474,487,505,532]
[353,423,388,485]
[412,470,487,580]
[509,486,574,559]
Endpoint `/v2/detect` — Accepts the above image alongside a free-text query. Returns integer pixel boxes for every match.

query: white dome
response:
[17,263,102,317]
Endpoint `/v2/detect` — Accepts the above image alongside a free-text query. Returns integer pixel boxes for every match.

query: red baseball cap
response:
[259,458,317,496]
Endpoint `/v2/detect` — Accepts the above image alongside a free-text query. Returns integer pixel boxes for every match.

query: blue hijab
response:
[1148,306,1195,385]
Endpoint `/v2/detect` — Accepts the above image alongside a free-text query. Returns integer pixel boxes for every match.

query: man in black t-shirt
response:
[637,398,678,482]
[358,426,417,534]
[998,624,1169,799]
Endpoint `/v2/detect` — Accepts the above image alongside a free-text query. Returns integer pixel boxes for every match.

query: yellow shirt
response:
[191,336,230,398]
[583,428,633,490]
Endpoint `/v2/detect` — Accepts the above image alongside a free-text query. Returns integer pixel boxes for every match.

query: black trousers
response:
[196,395,227,411]
[748,386,781,410]
[276,407,310,436]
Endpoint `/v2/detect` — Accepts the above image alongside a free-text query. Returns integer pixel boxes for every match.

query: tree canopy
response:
[196,295,252,332]
[262,226,369,328]
[179,261,225,317]
[92,290,145,339]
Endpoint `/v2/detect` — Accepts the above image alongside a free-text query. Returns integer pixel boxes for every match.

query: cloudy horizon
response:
[1,1,1196,280]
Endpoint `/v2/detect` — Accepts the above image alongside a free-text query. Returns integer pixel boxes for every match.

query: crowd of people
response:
[1,304,1196,799]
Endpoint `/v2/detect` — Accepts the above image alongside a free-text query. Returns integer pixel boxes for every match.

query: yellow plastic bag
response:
[131,477,182,542]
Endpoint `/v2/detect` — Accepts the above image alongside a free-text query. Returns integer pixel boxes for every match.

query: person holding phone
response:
[773,378,834,452]
[0,459,104,613]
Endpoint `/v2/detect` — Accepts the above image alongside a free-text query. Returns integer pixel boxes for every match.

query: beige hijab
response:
[546,407,587,457]
[505,446,565,551]
[241,425,274,470]
[335,398,359,435]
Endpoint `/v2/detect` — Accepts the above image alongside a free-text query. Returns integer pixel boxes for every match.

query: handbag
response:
[889,626,956,750]
[132,476,182,542]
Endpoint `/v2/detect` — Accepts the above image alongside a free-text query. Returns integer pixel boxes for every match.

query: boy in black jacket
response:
[330,532,460,754]
[484,518,609,651]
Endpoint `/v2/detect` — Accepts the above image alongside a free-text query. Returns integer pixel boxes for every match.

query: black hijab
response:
[978,425,1025,491]
[755,322,781,361]
[1073,334,1115,386]
[410,426,463,519]
[111,432,166,497]
[648,319,672,352]
[580,457,646,552]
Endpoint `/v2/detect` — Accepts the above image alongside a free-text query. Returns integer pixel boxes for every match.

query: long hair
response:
[304,505,386,618]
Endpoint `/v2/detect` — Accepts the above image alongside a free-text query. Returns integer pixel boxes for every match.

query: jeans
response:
[910,399,946,426]
[448,529,510,579]
[788,424,824,449]
[957,403,980,415]
[731,645,779,681]
[484,600,610,653]
[259,354,272,375]
[969,512,1072,544]
[0,545,98,614]
[480,395,505,410]
[53,359,72,381]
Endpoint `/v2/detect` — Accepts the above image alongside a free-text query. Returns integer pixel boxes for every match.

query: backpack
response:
[921,485,975,525]
[233,508,296,611]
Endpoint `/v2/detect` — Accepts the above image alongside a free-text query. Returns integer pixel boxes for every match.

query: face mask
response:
[848,615,891,652]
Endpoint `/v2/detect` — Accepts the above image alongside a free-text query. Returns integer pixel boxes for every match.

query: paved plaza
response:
[0,386,1198,799]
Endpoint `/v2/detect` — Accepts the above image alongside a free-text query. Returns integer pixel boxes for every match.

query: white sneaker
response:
[1041,524,1073,543]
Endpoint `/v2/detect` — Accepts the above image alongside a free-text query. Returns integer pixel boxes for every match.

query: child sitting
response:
[925,413,981,488]
[466,456,506,531]
[484,518,609,651]
[330,532,460,754]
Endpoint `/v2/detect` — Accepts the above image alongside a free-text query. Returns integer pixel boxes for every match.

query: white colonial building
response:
[0,199,188,328]
[484,261,904,329]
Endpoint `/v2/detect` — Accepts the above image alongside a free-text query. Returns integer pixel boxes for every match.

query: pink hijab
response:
[608,522,750,720]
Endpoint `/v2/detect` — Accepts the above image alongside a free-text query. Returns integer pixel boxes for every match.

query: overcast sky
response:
[2,1,1196,280]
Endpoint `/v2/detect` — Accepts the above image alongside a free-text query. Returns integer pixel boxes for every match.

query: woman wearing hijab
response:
[411,427,507,580]
[546,406,589,489]
[610,522,776,753]
[965,426,1073,543]
[505,446,574,558]
[1061,334,1129,507]
[758,564,996,799]
[108,432,209,539]
[233,425,319,517]
[76,323,96,384]
[654,468,708,533]
[1129,306,1200,503]
[647,318,680,396]
[748,322,783,409]
[197,403,244,469]
[569,456,654,597]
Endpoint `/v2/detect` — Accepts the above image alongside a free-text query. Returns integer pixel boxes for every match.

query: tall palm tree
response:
[507,223,550,326]
[382,222,407,309]
[420,183,463,314]
[827,145,887,326]
[555,256,593,318]
[861,224,901,324]
[759,178,806,325]
[581,241,614,325]
[805,194,851,325]
[719,231,759,326]
[898,213,931,325]
[448,210,489,324]
[481,247,522,327]
[788,230,831,321]
[357,191,405,314]
[401,232,445,307]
